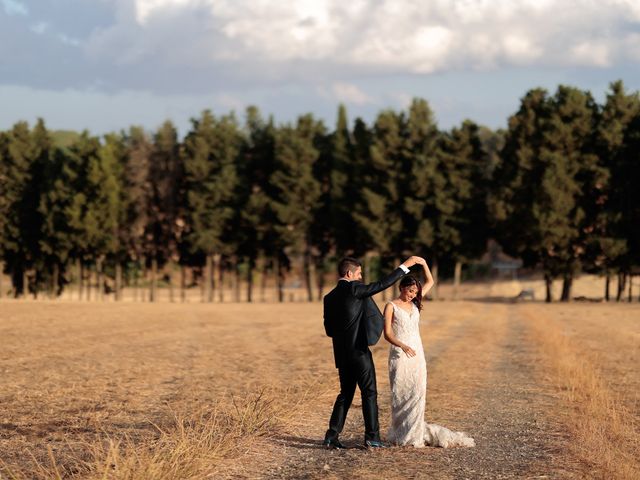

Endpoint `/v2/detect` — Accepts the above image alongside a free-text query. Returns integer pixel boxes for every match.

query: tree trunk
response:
[214,254,222,303]
[316,258,325,301]
[219,261,224,303]
[234,262,241,302]
[246,257,254,303]
[260,258,268,302]
[134,266,139,302]
[168,265,174,303]
[0,261,3,299]
[85,264,90,301]
[52,263,59,298]
[605,273,610,302]
[304,250,313,302]
[97,258,104,302]
[77,260,83,301]
[616,272,626,302]
[431,259,439,301]
[453,261,462,300]
[545,274,553,303]
[22,269,28,298]
[150,257,157,302]
[115,263,122,301]
[204,254,213,303]
[628,275,633,303]
[180,265,187,303]
[276,255,284,303]
[560,274,572,302]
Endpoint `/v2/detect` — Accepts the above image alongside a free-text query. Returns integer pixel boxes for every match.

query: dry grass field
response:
[1,279,639,479]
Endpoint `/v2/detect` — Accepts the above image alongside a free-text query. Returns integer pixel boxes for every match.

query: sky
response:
[2,0,640,137]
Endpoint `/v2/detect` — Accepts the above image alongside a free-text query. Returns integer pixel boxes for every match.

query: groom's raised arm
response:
[351,256,421,299]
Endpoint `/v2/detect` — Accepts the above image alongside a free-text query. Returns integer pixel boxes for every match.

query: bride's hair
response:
[399,275,423,311]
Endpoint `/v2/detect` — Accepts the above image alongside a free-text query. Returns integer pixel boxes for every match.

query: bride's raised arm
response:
[420,259,435,293]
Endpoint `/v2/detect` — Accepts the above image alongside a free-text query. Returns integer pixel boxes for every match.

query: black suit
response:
[323,267,406,443]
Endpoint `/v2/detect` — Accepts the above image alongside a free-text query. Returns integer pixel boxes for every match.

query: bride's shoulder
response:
[384,301,396,313]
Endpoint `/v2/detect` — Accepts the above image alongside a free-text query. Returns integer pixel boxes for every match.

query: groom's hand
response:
[402,256,425,269]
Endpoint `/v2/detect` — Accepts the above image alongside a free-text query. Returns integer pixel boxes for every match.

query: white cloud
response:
[329,82,374,105]
[88,0,640,78]
[4,0,640,95]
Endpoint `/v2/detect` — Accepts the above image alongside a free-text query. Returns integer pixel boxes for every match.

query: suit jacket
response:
[323,268,406,368]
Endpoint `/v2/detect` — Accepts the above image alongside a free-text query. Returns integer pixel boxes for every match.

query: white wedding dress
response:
[386,302,475,448]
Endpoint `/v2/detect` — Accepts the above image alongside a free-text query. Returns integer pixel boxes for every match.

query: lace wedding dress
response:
[386,302,475,448]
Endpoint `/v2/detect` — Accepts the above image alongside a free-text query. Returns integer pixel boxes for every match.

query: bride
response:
[383,259,475,448]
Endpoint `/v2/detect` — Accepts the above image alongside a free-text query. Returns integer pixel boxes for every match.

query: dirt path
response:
[228,303,577,479]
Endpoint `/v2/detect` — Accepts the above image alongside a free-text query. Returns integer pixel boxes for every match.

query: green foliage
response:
[183,110,240,256]
[1,83,639,300]
[270,114,323,259]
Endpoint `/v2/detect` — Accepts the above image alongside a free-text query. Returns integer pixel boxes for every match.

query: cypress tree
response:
[149,120,183,302]
[270,114,323,301]
[0,121,36,297]
[594,81,640,300]
[183,110,240,302]
[353,109,406,284]
[489,89,555,300]
[235,106,276,302]
[437,120,488,298]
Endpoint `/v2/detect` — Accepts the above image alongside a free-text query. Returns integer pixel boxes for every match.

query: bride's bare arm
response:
[420,259,435,293]
[383,303,416,357]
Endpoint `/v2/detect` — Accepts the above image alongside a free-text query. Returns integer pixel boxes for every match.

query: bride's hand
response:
[401,344,416,357]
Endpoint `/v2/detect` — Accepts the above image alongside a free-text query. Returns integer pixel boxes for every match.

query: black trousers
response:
[325,350,380,442]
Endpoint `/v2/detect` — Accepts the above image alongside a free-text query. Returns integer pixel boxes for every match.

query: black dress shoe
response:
[323,438,346,449]
[365,439,388,449]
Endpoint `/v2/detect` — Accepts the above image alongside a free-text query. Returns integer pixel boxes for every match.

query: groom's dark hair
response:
[338,257,362,277]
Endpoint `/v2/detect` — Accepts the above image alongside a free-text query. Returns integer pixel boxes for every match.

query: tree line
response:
[0,81,638,302]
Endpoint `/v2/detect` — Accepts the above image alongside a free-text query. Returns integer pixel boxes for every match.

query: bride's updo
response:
[399,275,423,311]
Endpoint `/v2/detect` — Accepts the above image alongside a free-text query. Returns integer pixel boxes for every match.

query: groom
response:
[322,255,423,449]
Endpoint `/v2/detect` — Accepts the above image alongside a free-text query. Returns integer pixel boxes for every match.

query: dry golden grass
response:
[522,304,640,480]
[1,292,638,479]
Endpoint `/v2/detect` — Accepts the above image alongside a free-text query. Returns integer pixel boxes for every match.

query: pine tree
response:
[65,131,120,300]
[436,120,488,298]
[353,109,406,280]
[234,107,276,302]
[593,81,640,300]
[35,119,72,297]
[542,86,601,301]
[270,114,323,301]
[0,121,36,297]
[489,89,555,300]
[183,110,240,302]
[148,120,183,302]
[118,127,153,301]
[401,99,441,290]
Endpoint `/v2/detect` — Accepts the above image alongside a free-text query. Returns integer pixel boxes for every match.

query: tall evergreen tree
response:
[234,107,276,302]
[401,99,441,289]
[353,109,406,282]
[0,121,37,296]
[593,81,640,300]
[65,131,119,300]
[148,120,183,302]
[436,120,488,297]
[489,89,555,300]
[270,114,323,301]
[183,110,240,302]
